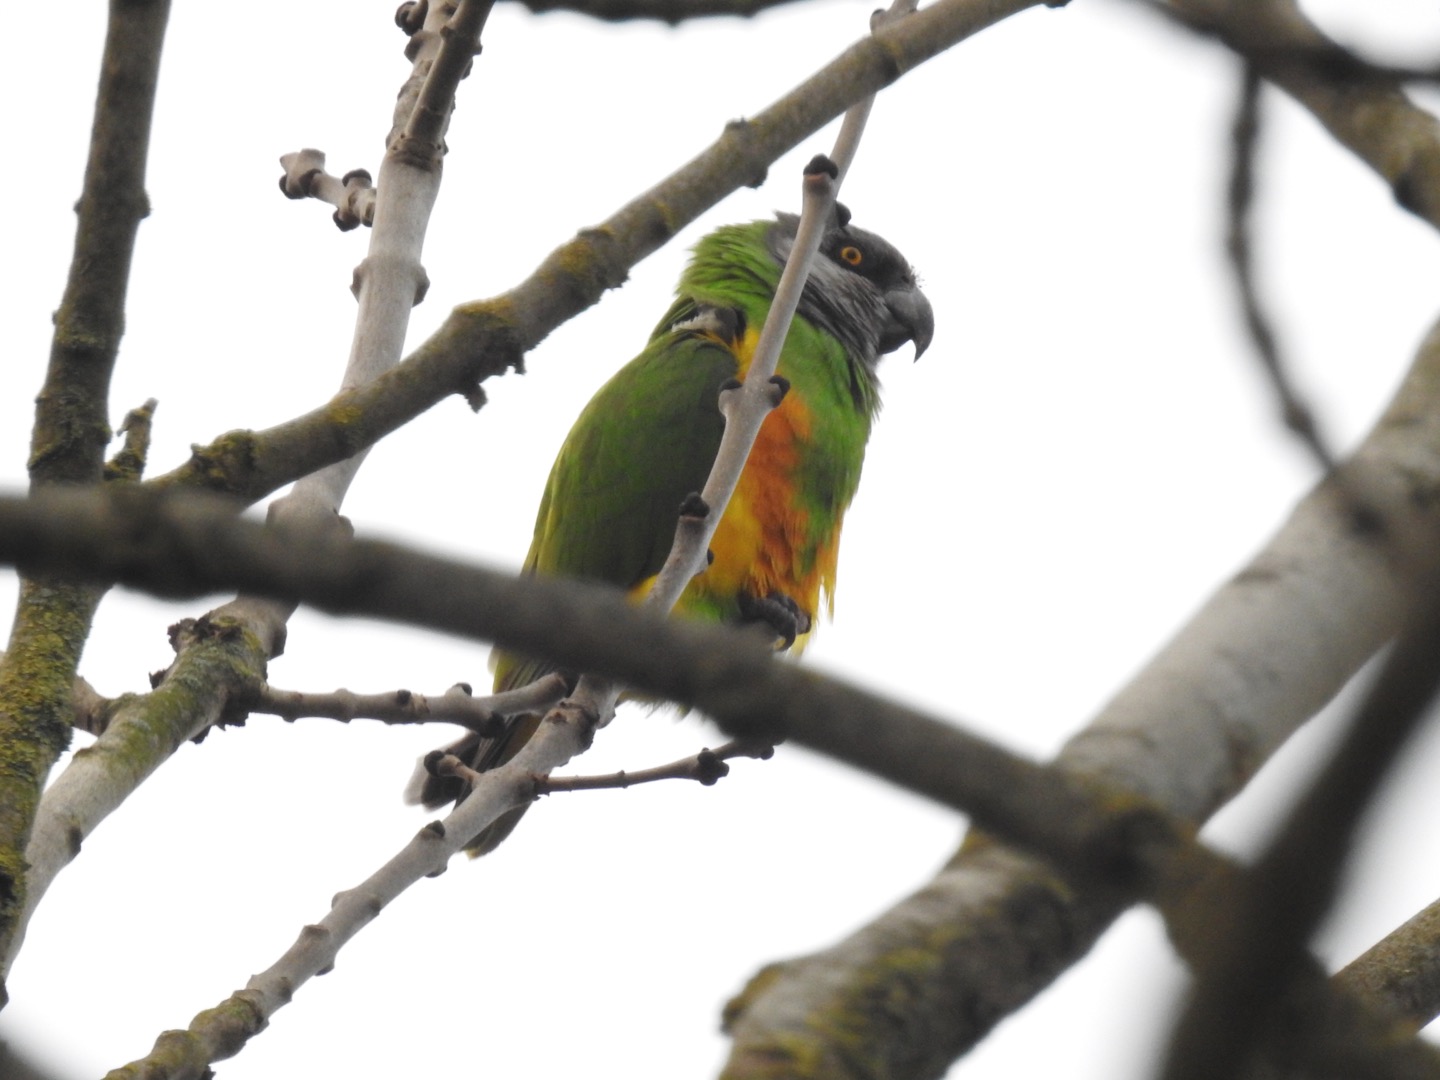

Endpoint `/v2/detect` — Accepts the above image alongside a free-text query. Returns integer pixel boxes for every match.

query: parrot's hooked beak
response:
[879,283,935,361]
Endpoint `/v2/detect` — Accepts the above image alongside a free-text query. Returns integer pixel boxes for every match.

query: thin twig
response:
[642,0,915,624]
[1225,64,1333,470]
[537,739,776,793]
[512,0,808,23]
[252,674,569,732]
[148,0,1044,501]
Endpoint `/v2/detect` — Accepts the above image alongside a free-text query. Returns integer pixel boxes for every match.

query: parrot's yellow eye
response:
[839,245,863,266]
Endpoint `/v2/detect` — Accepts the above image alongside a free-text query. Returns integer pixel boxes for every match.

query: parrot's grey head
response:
[766,208,934,368]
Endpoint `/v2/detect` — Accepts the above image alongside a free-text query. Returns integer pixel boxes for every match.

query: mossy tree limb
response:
[0,0,172,997]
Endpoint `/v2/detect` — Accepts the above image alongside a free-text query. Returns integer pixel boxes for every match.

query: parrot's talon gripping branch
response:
[737,591,813,650]
[278,150,377,231]
[767,374,791,405]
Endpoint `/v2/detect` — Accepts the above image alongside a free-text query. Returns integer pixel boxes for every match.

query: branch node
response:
[395,0,429,34]
[678,492,710,521]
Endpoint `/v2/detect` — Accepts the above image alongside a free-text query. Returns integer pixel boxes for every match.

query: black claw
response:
[736,590,813,650]
[768,375,790,403]
[706,548,715,566]
[679,492,710,519]
[719,377,742,392]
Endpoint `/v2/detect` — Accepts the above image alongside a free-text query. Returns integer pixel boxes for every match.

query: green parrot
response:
[410,207,933,853]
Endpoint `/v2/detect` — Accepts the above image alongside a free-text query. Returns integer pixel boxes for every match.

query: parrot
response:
[409,206,934,853]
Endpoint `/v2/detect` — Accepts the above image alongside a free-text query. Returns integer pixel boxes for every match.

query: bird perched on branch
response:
[411,207,933,853]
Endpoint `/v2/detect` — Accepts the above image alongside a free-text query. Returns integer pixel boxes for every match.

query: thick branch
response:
[0,0,171,997]
[7,1,501,980]
[0,486,1435,1079]
[3,616,269,972]
[1165,0,1440,231]
[145,0,1042,503]
[713,2,1440,1068]
[1162,573,1440,1079]
[716,303,1440,1077]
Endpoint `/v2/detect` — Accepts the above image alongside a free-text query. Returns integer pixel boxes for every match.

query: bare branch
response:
[0,488,1434,1078]
[1337,898,1440,1030]
[1161,573,1440,1078]
[537,739,775,793]
[509,0,812,24]
[1225,64,1334,470]
[1162,0,1440,230]
[252,676,569,732]
[277,149,375,230]
[8,0,1042,989]
[713,2,1440,1068]
[0,0,172,993]
[718,307,1440,1076]
[643,0,914,626]
[641,159,842,629]
[5,616,268,973]
[7,2,506,980]
[145,0,1045,504]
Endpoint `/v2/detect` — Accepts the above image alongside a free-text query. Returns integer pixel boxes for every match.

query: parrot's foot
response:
[737,591,812,650]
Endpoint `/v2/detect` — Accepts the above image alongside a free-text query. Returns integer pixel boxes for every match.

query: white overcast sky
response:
[3,1,1440,1078]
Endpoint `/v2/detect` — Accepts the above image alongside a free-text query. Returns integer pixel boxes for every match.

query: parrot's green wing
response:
[492,320,739,693]
[525,323,736,590]
[418,323,740,855]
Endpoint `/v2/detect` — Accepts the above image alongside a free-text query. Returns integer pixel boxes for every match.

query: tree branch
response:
[3,616,269,973]
[534,738,774,793]
[252,676,569,732]
[714,1,1440,1069]
[0,482,1432,1078]
[1161,0,1440,232]
[507,0,813,24]
[1337,897,1440,1031]
[1161,571,1440,1078]
[717,304,1440,1076]
[0,0,171,996]
[144,0,1044,504]
[1224,63,1333,469]
[4,0,502,980]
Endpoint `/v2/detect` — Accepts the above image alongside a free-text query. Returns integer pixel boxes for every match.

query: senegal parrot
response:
[410,207,933,853]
